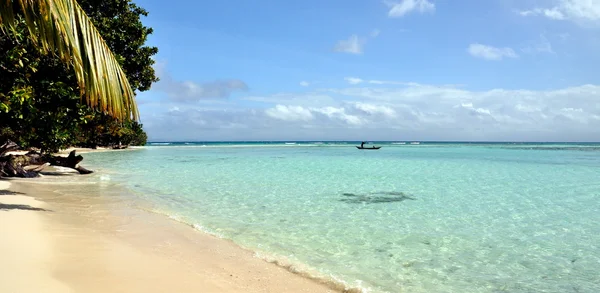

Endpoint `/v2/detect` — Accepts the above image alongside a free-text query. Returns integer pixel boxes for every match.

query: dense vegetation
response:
[0,0,157,153]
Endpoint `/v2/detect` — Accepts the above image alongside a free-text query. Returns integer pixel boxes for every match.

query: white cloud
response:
[367,80,414,85]
[143,83,600,142]
[468,43,519,61]
[519,8,566,20]
[183,80,247,100]
[243,93,337,108]
[154,64,248,102]
[334,35,365,54]
[334,30,380,55]
[300,81,310,87]
[345,77,364,84]
[328,83,600,137]
[352,102,397,118]
[312,107,365,126]
[519,0,600,26]
[454,102,492,115]
[265,105,314,121]
[385,0,435,17]
[166,79,248,102]
[515,104,541,113]
[264,105,365,126]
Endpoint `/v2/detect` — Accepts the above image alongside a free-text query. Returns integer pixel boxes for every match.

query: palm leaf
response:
[0,0,139,120]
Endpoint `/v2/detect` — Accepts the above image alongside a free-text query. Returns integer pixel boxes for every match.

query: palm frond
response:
[0,0,139,120]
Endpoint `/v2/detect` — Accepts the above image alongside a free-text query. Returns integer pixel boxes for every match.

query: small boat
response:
[356,146,381,150]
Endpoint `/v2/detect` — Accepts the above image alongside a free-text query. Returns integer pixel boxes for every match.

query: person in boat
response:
[361,141,366,148]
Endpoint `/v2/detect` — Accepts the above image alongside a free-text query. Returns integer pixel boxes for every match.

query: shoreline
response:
[0,179,346,293]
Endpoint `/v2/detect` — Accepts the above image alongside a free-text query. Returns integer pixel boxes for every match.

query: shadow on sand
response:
[0,189,26,196]
[0,203,50,212]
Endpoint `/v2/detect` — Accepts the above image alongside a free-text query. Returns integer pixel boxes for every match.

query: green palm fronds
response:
[0,0,139,120]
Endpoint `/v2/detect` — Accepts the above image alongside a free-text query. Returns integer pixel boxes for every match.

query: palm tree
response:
[0,0,138,120]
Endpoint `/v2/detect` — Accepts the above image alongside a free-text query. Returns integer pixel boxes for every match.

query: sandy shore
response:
[0,181,72,293]
[0,179,341,293]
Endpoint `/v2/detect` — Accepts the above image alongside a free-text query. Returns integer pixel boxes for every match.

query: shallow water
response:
[80,142,600,293]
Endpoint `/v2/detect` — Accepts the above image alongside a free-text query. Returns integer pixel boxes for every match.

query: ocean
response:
[77,141,600,293]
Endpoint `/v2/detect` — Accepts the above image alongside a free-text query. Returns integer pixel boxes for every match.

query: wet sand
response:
[0,179,341,293]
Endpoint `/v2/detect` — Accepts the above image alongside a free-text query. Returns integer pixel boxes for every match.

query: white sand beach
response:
[0,180,341,293]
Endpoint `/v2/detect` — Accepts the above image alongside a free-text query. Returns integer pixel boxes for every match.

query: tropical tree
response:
[1,0,156,152]
[0,0,138,120]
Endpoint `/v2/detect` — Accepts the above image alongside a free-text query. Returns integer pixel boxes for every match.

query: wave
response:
[500,146,600,152]
[144,207,367,293]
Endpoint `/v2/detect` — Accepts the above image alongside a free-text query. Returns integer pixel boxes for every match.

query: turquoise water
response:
[81,142,600,293]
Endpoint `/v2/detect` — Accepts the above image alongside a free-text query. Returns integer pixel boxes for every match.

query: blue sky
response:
[134,0,600,141]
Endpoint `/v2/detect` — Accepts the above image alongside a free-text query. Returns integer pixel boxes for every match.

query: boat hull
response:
[356,146,381,150]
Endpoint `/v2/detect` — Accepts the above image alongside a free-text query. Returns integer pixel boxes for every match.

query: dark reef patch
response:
[340,191,416,204]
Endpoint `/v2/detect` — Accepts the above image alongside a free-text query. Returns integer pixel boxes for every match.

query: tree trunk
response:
[0,140,20,157]
[0,149,94,178]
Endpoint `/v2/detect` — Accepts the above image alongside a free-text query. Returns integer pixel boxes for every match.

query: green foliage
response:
[76,111,148,148]
[1,0,140,120]
[0,0,156,153]
[77,0,159,92]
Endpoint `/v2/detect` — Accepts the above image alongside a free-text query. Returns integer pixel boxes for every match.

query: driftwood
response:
[0,140,20,157]
[24,163,51,172]
[0,154,39,178]
[0,147,94,178]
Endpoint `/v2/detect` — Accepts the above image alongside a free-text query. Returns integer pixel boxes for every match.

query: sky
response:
[134,0,600,142]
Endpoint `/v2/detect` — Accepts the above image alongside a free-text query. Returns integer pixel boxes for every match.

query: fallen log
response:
[74,165,94,174]
[0,140,20,157]
[0,150,94,178]
[24,163,51,172]
[0,154,39,178]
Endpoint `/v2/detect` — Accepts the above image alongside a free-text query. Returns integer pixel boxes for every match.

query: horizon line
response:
[145,140,600,143]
